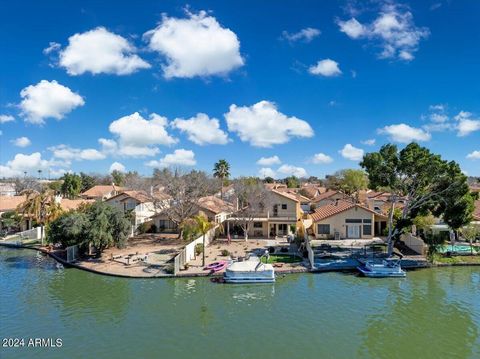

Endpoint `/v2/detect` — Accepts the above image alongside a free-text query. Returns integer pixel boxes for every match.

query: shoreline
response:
[2,242,480,279]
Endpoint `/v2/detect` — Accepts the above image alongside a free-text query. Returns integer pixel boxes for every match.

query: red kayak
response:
[204,261,227,272]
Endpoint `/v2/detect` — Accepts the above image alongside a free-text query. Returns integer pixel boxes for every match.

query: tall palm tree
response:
[193,214,215,267]
[38,169,42,180]
[213,159,230,199]
[17,189,62,245]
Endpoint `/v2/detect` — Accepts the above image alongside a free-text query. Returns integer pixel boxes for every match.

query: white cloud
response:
[144,10,243,78]
[11,137,31,148]
[0,152,67,178]
[0,114,15,123]
[337,18,366,39]
[3,153,49,175]
[282,27,320,42]
[378,123,431,143]
[454,111,480,137]
[59,27,150,76]
[98,138,118,154]
[172,113,229,145]
[339,144,364,161]
[277,164,307,178]
[43,42,61,55]
[225,100,314,147]
[361,139,376,146]
[309,59,342,77]
[466,151,480,160]
[311,153,333,164]
[110,162,126,173]
[108,112,176,157]
[337,4,429,61]
[146,149,196,168]
[258,167,276,178]
[19,80,85,124]
[49,144,106,161]
[256,155,281,166]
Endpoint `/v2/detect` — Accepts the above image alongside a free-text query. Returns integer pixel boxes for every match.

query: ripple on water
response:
[1,248,479,359]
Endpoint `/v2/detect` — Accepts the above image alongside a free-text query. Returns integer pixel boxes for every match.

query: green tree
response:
[17,189,63,245]
[61,173,82,199]
[213,159,230,199]
[193,214,215,266]
[332,169,368,202]
[460,224,479,254]
[86,202,130,254]
[80,172,96,193]
[111,170,125,187]
[361,143,475,255]
[285,176,299,188]
[47,211,89,248]
[48,181,62,193]
[263,176,275,184]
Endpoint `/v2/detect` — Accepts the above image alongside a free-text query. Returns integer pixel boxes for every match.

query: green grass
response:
[261,254,302,264]
[432,254,480,265]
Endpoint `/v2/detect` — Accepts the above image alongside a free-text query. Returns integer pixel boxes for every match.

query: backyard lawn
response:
[261,254,303,264]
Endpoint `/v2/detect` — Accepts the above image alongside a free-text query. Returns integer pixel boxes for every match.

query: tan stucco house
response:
[226,189,304,238]
[310,199,387,239]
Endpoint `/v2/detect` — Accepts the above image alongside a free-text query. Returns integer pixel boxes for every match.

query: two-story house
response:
[105,191,157,232]
[226,189,303,239]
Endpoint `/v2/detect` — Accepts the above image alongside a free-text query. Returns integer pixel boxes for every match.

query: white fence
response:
[3,227,41,242]
[174,226,217,274]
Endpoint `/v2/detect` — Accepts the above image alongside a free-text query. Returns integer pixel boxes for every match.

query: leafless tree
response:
[230,178,272,241]
[14,177,42,194]
[151,168,217,239]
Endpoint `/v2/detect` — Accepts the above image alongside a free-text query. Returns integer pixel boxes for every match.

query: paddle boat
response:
[223,253,275,284]
[357,258,406,278]
[204,261,228,272]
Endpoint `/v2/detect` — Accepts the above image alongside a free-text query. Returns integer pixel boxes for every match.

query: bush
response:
[195,243,204,256]
[137,222,150,234]
[220,249,230,256]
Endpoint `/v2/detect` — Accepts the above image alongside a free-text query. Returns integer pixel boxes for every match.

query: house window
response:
[317,224,330,234]
[253,222,263,228]
[363,225,372,236]
[363,219,372,223]
[374,206,381,212]
[345,219,362,223]
[281,204,287,210]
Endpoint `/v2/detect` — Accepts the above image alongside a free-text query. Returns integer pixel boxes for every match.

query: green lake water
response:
[1,247,479,359]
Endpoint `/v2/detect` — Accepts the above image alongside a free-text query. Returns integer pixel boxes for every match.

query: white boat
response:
[224,256,275,283]
[357,258,406,278]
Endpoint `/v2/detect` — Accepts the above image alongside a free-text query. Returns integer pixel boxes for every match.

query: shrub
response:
[195,243,204,256]
[220,249,230,256]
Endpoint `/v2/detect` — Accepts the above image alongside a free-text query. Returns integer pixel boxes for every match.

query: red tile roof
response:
[0,195,27,212]
[198,196,234,214]
[81,185,126,198]
[311,199,379,222]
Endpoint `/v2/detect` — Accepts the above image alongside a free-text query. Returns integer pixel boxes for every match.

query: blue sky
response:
[1,0,479,179]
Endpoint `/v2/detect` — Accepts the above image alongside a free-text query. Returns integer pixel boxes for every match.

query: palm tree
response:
[193,214,215,267]
[38,169,42,179]
[213,159,230,199]
[17,189,62,245]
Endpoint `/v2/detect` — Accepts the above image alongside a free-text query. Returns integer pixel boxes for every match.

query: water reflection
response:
[359,270,479,359]
[47,268,132,325]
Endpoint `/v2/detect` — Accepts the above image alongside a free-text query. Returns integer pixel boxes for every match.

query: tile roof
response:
[60,198,94,211]
[271,189,300,203]
[311,199,379,222]
[312,190,342,203]
[0,195,26,212]
[198,196,234,214]
[81,185,125,198]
